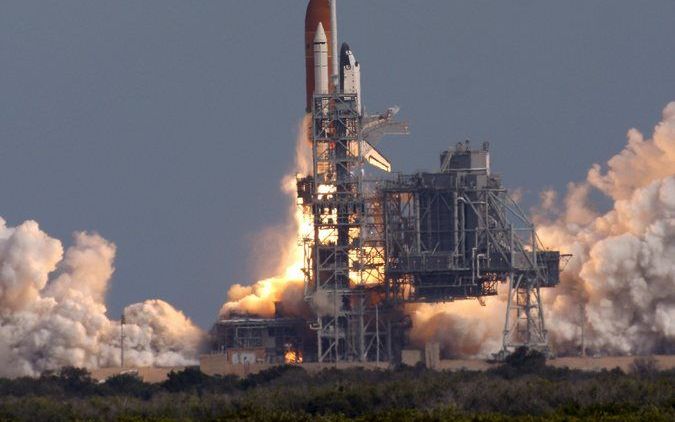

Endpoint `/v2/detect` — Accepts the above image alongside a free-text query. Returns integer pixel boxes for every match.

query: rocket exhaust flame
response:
[284,350,303,364]
[219,116,313,320]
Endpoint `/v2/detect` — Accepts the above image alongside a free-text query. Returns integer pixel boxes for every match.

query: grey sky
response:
[1,0,674,328]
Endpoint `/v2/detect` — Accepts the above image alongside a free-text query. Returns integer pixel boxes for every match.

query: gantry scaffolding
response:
[379,142,563,356]
[297,92,391,363]
[298,102,564,361]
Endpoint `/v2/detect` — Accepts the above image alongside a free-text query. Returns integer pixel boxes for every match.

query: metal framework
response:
[299,92,390,362]
[214,2,564,364]
[300,123,562,362]
[497,196,560,357]
[379,143,562,357]
[210,317,306,364]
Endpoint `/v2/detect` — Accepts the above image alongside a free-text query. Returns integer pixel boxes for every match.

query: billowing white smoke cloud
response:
[407,300,505,358]
[219,275,305,319]
[537,101,675,355]
[121,300,205,367]
[0,218,205,377]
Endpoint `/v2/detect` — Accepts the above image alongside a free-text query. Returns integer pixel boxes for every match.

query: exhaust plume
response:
[0,218,205,378]
[219,116,312,319]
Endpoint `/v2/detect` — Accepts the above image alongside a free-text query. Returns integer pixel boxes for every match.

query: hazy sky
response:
[1,1,674,328]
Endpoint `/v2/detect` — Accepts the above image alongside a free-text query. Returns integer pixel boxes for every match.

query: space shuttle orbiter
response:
[339,43,361,115]
[339,43,409,172]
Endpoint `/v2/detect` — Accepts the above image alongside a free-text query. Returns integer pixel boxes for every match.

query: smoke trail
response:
[537,102,675,355]
[219,116,312,319]
[0,218,205,377]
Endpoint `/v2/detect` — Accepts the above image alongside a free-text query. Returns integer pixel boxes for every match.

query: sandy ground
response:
[90,355,675,382]
[549,355,675,372]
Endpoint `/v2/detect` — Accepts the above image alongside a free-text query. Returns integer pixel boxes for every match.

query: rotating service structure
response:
[379,142,563,356]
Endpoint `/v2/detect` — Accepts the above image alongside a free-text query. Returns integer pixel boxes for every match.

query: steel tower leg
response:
[501,273,550,358]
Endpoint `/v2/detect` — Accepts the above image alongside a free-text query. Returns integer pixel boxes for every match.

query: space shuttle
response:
[305,0,408,173]
[339,43,361,114]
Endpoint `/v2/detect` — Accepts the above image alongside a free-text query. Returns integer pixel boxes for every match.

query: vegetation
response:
[0,354,672,421]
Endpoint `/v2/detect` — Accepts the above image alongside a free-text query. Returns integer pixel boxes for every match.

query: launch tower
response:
[211,0,566,365]
[296,0,565,362]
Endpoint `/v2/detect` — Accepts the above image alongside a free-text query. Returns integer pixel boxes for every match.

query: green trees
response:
[0,360,672,420]
[101,373,157,399]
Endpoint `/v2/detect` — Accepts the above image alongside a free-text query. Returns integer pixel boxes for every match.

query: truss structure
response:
[298,100,562,361]
[298,93,391,362]
[379,145,562,356]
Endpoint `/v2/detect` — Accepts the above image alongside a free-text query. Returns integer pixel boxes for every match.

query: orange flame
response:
[284,350,303,364]
[220,116,313,319]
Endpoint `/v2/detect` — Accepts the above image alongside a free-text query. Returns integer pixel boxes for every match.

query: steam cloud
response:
[0,219,205,377]
[538,101,675,355]
[407,300,506,357]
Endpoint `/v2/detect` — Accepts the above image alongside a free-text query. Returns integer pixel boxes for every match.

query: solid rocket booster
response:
[313,23,329,96]
[305,0,332,112]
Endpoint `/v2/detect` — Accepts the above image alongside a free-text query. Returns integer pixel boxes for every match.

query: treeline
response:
[0,351,672,421]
